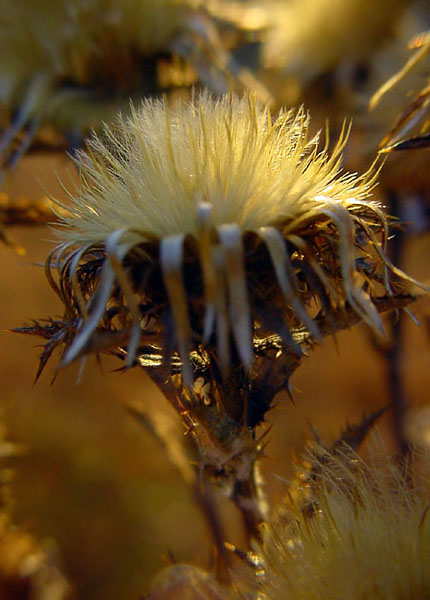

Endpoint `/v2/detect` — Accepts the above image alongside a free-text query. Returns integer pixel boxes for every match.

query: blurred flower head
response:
[262,0,408,82]
[0,0,243,168]
[261,445,430,600]
[38,91,408,383]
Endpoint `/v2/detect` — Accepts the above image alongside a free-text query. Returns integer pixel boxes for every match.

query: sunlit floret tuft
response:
[261,445,430,600]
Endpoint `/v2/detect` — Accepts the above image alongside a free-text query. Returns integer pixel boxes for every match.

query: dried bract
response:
[346,7,430,194]
[369,17,430,147]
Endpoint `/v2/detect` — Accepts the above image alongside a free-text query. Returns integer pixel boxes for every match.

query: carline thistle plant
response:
[20,91,421,540]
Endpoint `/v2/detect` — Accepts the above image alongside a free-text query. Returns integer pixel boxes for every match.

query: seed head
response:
[39,91,413,383]
[262,0,408,81]
[261,446,430,600]
[0,0,210,167]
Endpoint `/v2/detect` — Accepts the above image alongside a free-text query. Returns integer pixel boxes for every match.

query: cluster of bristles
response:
[259,443,430,600]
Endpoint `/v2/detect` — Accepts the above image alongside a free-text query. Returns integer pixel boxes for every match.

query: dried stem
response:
[145,363,267,544]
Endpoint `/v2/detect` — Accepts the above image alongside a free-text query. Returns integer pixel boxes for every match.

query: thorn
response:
[162,550,177,566]
[307,421,323,446]
[259,436,272,456]
[284,381,295,404]
[333,405,388,453]
[256,423,273,443]
[183,424,195,436]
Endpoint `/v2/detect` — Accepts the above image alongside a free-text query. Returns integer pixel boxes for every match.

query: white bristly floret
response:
[261,447,430,600]
[57,92,376,245]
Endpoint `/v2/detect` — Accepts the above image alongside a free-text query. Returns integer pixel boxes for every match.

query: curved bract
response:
[40,92,418,382]
[346,6,430,193]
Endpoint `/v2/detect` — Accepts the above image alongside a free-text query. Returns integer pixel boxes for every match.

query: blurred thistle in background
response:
[252,0,412,110]
[259,443,430,600]
[145,438,430,599]
[262,0,409,81]
[0,0,269,172]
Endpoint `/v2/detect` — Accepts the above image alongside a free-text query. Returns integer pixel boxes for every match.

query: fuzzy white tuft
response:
[58,92,377,245]
[262,447,430,600]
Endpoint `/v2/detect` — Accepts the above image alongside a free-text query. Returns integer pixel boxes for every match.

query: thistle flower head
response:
[1,0,200,94]
[41,91,411,384]
[0,0,216,168]
[261,446,430,600]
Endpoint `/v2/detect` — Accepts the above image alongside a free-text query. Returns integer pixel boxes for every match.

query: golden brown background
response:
[0,152,429,599]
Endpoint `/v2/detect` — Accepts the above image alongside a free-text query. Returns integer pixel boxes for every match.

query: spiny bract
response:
[47,92,409,381]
